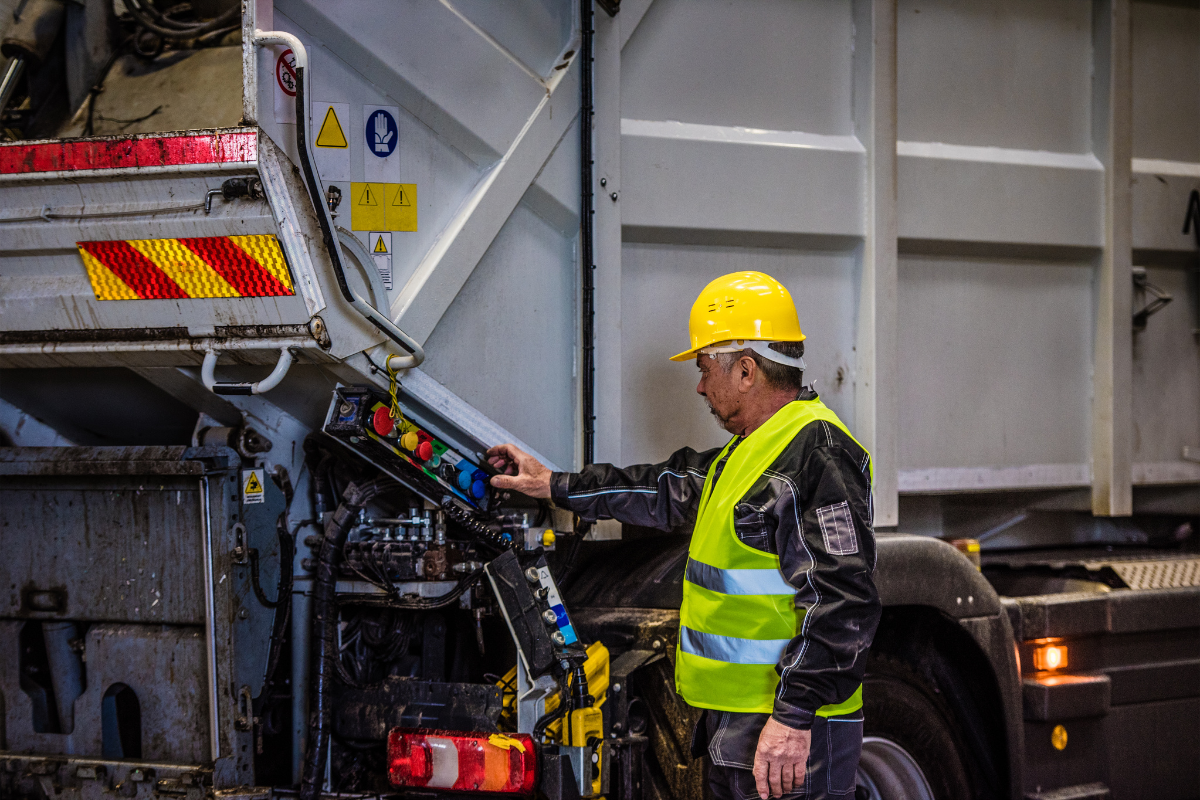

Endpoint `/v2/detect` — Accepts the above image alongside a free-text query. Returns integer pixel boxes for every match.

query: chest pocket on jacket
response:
[733,501,773,553]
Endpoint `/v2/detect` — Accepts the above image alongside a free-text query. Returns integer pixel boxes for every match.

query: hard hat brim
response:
[669,336,807,363]
[669,347,700,362]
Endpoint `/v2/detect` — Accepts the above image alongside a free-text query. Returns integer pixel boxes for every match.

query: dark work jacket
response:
[549,389,881,768]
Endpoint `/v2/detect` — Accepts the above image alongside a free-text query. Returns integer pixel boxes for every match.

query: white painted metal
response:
[201,347,296,395]
[1,0,1198,533]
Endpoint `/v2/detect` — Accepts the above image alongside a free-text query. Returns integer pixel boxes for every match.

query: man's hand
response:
[486,444,553,499]
[752,717,811,799]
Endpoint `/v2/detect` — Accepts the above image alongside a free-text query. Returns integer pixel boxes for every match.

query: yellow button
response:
[1051,724,1068,751]
[542,530,556,547]
[400,431,419,451]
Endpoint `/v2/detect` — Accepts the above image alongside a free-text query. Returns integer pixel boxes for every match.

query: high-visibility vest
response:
[675,398,868,715]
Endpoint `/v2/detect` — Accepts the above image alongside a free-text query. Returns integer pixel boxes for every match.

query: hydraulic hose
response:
[120,0,238,39]
[440,496,513,552]
[252,31,424,371]
[300,481,369,800]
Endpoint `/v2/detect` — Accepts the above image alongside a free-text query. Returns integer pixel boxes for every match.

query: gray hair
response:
[714,341,806,392]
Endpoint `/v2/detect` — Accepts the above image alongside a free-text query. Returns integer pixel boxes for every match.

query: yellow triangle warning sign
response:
[357,184,378,206]
[244,471,263,494]
[392,187,411,206]
[315,106,348,148]
[373,236,389,254]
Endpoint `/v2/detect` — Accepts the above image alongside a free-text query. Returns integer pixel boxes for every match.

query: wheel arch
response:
[873,534,1024,800]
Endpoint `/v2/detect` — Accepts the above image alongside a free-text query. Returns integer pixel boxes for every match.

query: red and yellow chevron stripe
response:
[77,235,294,300]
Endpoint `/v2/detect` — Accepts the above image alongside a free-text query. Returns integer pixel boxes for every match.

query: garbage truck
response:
[0,1,1196,799]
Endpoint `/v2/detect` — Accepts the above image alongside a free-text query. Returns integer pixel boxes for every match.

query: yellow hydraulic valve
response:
[496,641,610,736]
[496,642,609,796]
[568,705,605,796]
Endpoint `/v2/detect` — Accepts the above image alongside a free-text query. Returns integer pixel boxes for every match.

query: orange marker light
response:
[1033,644,1068,672]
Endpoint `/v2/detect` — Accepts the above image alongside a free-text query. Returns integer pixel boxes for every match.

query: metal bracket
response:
[1132,266,1172,331]
[201,348,295,395]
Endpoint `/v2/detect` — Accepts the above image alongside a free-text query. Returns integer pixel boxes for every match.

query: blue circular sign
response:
[365,109,397,158]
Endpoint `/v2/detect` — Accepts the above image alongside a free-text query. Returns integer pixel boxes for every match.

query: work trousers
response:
[702,710,864,800]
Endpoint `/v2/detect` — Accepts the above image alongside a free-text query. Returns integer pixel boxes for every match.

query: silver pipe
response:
[290,577,312,785]
[0,57,26,114]
[334,228,425,370]
[200,476,221,761]
[253,30,424,371]
[42,621,82,733]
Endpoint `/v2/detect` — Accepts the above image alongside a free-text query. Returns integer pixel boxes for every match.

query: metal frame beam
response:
[389,62,581,345]
[593,6,623,467]
[853,0,899,526]
[1091,0,1134,516]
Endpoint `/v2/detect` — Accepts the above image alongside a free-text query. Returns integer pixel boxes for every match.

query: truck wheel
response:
[856,657,973,800]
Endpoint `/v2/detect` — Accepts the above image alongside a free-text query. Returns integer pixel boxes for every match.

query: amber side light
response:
[1032,644,1068,671]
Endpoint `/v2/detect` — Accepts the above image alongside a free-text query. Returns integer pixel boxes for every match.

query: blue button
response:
[471,479,487,499]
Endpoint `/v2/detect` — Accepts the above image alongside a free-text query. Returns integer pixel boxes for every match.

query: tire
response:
[856,655,974,800]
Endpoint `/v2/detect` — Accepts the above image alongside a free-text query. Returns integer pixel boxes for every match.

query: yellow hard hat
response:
[669,271,805,362]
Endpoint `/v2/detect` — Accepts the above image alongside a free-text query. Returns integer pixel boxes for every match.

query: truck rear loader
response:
[0,1,1196,799]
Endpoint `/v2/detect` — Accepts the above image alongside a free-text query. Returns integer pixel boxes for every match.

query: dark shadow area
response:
[0,368,198,445]
[101,683,142,759]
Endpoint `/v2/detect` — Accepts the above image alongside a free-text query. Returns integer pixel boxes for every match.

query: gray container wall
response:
[244,0,1198,527]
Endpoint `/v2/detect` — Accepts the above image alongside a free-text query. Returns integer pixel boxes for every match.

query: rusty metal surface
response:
[0,446,198,476]
[0,622,208,764]
[0,324,315,346]
[0,473,206,624]
[0,754,216,800]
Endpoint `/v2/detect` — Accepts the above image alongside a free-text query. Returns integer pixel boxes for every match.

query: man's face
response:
[696,354,743,434]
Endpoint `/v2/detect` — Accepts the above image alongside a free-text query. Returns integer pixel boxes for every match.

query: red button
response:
[372,407,394,436]
[414,440,433,461]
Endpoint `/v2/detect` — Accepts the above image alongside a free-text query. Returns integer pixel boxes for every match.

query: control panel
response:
[324,385,494,512]
[484,550,580,678]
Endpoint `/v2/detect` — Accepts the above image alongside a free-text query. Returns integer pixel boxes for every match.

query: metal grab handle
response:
[202,348,295,395]
[334,228,424,370]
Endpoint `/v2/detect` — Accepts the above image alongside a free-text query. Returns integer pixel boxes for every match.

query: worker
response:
[487,271,880,800]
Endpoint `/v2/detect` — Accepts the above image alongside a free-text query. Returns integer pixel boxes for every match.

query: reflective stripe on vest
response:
[675,398,869,716]
[685,558,794,596]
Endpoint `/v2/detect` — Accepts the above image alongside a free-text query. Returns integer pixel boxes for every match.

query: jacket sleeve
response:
[766,423,880,730]
[549,446,723,531]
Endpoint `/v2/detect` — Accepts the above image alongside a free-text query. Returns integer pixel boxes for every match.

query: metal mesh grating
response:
[1109,558,1200,590]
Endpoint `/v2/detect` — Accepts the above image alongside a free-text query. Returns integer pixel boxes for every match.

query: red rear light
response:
[388,729,536,795]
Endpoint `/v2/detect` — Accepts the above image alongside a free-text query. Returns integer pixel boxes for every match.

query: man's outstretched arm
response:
[488,443,721,530]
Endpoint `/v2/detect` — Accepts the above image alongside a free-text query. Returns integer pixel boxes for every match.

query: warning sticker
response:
[351,182,385,230]
[370,232,392,290]
[363,105,400,183]
[350,183,417,232]
[386,183,417,232]
[243,468,265,505]
[312,102,350,181]
[274,48,297,124]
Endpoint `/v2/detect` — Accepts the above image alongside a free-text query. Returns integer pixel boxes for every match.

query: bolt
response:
[600,177,607,187]
[651,639,663,651]
[609,192,618,201]
[612,683,621,693]
[525,567,541,583]
[339,402,353,416]
[543,609,558,625]
[238,608,248,620]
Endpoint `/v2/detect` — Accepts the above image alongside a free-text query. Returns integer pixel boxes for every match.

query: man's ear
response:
[737,355,757,392]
